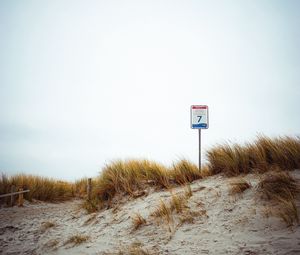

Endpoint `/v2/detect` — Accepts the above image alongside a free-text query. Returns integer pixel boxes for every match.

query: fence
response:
[0,178,92,206]
[0,187,30,207]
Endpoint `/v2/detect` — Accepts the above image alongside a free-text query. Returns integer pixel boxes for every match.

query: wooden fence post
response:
[18,188,24,207]
[10,185,15,207]
[87,178,92,201]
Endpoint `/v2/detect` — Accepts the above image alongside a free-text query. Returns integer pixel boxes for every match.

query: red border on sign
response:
[192,105,207,109]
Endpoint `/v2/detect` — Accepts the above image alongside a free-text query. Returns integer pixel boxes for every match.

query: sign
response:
[190,105,208,129]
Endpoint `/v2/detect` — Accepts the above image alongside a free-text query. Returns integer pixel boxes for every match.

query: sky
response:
[0,0,299,181]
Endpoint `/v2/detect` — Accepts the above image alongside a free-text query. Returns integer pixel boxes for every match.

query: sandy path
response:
[0,199,84,255]
[1,171,300,255]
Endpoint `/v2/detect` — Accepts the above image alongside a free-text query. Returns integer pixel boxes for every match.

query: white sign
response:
[190,105,209,129]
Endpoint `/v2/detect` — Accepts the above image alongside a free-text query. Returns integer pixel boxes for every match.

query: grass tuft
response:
[82,199,99,213]
[132,213,147,231]
[229,178,251,195]
[171,159,201,184]
[258,170,299,201]
[64,234,89,246]
[170,192,188,213]
[151,199,173,224]
[258,170,300,226]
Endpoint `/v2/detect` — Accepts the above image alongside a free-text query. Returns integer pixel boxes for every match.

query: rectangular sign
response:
[190,105,209,129]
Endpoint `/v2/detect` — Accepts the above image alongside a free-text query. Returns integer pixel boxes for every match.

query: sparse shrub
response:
[151,199,173,224]
[151,190,198,226]
[170,193,187,213]
[132,213,146,230]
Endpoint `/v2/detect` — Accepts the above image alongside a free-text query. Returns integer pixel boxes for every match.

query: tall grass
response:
[74,177,89,198]
[207,136,300,176]
[91,159,201,205]
[88,136,300,207]
[0,174,74,202]
[257,170,300,226]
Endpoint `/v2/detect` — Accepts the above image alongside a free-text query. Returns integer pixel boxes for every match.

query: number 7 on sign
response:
[197,116,202,123]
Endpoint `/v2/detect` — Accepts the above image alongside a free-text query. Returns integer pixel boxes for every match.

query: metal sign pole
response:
[191,105,208,172]
[199,129,201,171]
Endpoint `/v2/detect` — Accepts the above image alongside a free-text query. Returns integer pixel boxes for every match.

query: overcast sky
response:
[0,0,299,181]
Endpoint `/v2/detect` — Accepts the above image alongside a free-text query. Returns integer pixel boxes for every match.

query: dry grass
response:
[91,159,202,208]
[184,185,193,198]
[74,177,88,198]
[258,170,300,226]
[229,178,252,195]
[169,192,188,213]
[82,199,98,213]
[171,159,201,184]
[258,170,299,200]
[179,210,207,225]
[274,198,299,226]
[88,136,300,210]
[151,199,174,224]
[105,242,154,255]
[41,221,55,232]
[94,159,170,202]
[151,187,196,226]
[132,213,147,230]
[64,234,89,246]
[0,173,74,202]
[207,136,300,176]
[200,165,213,177]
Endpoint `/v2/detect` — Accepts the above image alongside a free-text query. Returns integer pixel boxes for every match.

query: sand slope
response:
[1,171,300,255]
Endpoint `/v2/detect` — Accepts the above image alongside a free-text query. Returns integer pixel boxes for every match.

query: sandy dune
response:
[1,171,300,255]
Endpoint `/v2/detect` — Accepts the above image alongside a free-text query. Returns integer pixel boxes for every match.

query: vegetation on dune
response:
[132,213,147,231]
[258,170,300,226]
[74,177,89,198]
[81,136,300,210]
[207,136,300,176]
[149,188,206,229]
[64,234,89,247]
[229,178,252,195]
[88,159,201,208]
[0,174,74,202]
[1,135,299,218]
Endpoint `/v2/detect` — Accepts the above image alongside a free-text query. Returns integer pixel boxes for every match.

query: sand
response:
[1,170,300,255]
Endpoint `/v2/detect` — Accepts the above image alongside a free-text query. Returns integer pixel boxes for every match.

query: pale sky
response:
[1,0,299,181]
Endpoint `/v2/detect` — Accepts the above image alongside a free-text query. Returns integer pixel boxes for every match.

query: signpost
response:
[190,105,209,171]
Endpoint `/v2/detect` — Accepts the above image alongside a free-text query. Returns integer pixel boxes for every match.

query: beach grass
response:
[0,173,74,202]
